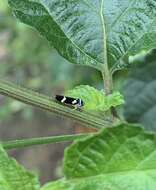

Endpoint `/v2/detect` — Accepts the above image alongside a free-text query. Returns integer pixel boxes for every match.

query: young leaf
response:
[42,123,156,190]
[123,49,156,131]
[0,144,40,190]
[65,85,124,111]
[8,0,156,71]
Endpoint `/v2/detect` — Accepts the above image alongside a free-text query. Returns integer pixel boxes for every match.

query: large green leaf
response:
[42,123,156,190]
[8,0,156,71]
[0,144,39,190]
[66,85,124,111]
[123,49,156,131]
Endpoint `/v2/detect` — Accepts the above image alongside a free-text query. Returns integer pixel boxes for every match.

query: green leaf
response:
[42,123,156,190]
[65,85,124,111]
[0,144,40,190]
[8,0,156,71]
[123,49,156,131]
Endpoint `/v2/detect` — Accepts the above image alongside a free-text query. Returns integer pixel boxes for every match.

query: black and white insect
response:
[55,95,84,109]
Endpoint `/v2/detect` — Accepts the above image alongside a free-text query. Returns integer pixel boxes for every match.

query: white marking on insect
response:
[61,96,66,103]
[72,100,77,104]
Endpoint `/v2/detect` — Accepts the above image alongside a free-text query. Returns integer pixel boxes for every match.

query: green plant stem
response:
[0,79,111,129]
[102,68,112,95]
[2,134,90,150]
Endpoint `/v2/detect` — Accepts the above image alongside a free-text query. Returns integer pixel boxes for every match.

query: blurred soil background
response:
[0,0,102,184]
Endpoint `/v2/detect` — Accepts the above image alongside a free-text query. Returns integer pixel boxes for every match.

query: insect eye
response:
[81,100,84,106]
[78,99,84,107]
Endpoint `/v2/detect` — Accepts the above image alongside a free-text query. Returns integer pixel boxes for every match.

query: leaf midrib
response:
[100,0,108,65]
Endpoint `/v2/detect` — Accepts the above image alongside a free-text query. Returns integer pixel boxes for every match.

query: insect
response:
[55,95,84,109]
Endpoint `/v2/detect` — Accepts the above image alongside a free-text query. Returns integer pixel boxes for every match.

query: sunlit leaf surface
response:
[42,123,156,190]
[8,0,156,71]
